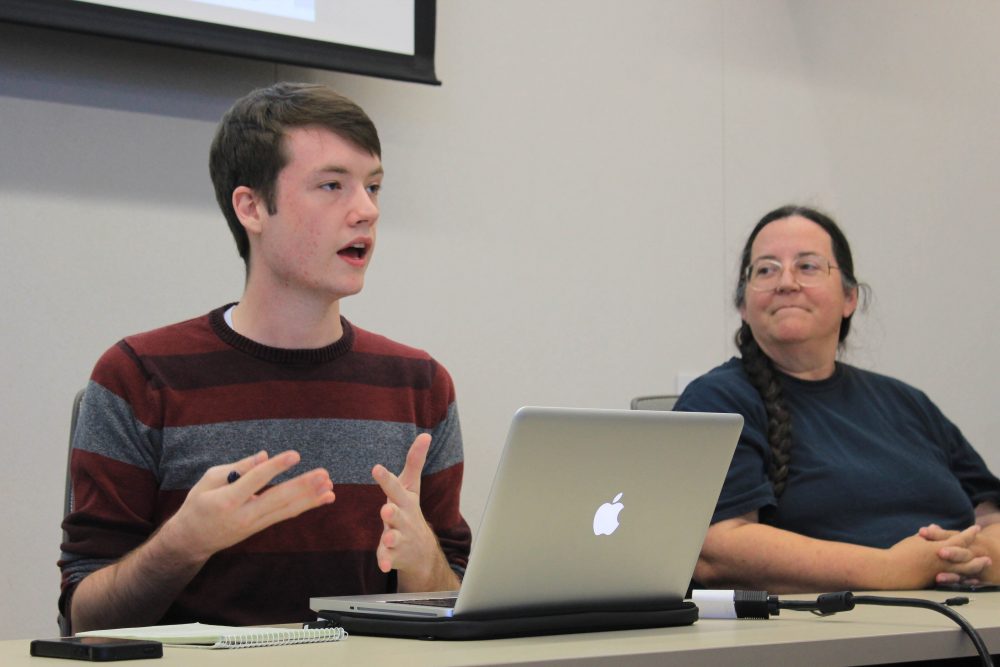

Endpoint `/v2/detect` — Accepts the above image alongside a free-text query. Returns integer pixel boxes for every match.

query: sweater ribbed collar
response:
[208,303,355,365]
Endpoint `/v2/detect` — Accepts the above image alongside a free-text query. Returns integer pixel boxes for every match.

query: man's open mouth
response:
[338,242,369,260]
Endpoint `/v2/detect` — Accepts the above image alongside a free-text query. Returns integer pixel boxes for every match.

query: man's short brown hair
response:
[209,82,381,268]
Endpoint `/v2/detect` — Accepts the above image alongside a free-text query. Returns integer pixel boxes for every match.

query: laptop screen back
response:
[453,406,742,616]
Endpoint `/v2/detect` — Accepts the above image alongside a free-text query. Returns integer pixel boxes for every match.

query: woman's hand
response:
[918,523,997,585]
[886,525,991,588]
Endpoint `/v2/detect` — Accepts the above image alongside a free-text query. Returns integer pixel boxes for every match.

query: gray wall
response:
[1,0,997,639]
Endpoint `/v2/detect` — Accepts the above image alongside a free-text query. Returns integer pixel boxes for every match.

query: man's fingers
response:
[377,529,403,572]
[380,502,396,524]
[240,468,335,531]
[398,434,431,491]
[370,435,437,579]
[377,542,393,573]
[235,450,269,470]
[371,433,431,503]
[373,464,410,507]
[204,451,267,488]
[260,468,334,509]
[229,450,302,494]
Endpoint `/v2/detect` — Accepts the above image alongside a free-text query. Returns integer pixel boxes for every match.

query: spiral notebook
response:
[76,622,347,649]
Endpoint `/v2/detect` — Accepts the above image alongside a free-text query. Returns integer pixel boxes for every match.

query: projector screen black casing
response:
[0,0,439,85]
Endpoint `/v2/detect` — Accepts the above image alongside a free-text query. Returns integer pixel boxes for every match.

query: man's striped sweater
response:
[59,305,470,626]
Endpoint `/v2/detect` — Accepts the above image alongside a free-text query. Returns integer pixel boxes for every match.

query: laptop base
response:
[317,601,698,640]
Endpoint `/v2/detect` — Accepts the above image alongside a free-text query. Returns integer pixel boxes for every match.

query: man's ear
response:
[232,186,266,235]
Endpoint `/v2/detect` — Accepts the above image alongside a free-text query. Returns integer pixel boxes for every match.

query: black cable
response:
[777,592,994,667]
[692,589,994,665]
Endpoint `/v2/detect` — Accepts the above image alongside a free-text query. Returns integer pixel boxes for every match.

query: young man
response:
[59,82,471,632]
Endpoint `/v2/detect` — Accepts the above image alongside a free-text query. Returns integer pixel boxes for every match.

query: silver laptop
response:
[310,406,742,620]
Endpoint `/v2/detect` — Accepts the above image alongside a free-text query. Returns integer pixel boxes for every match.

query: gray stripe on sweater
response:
[74,383,464,489]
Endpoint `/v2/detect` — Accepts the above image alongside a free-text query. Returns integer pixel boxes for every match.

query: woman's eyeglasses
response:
[745,254,840,291]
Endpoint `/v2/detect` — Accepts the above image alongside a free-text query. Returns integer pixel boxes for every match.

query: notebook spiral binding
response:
[217,626,348,648]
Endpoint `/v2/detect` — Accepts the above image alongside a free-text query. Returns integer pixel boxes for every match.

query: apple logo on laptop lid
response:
[593,492,624,535]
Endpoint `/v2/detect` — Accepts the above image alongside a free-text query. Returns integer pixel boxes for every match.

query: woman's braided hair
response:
[734,205,862,497]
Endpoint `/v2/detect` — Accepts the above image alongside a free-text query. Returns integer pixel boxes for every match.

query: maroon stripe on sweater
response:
[91,320,456,430]
[91,343,154,397]
[91,354,454,429]
[168,550,393,626]
[420,464,470,570]
[137,350,439,391]
[121,314,230,355]
[62,451,158,556]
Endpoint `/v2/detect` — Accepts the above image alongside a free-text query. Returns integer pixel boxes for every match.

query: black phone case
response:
[935,583,1000,593]
[30,638,163,661]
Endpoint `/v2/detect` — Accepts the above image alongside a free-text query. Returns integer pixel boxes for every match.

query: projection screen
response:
[0,0,439,84]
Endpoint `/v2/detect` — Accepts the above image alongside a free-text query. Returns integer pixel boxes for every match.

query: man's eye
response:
[366,183,381,195]
[321,182,341,191]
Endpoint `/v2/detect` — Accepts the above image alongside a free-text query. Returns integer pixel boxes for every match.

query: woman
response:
[675,205,1000,592]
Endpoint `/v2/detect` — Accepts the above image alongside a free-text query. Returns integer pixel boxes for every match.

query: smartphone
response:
[935,583,1000,593]
[29,637,162,661]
